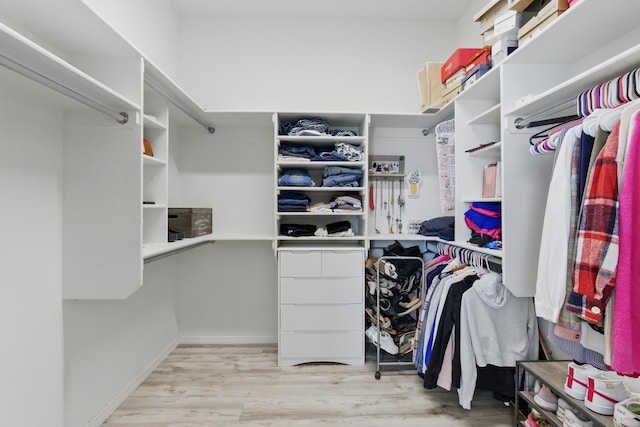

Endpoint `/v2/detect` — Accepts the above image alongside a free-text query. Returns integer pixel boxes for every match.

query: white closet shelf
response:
[278,136,366,144]
[465,141,502,157]
[143,203,167,209]
[505,43,640,118]
[0,22,139,114]
[463,197,502,203]
[278,236,365,241]
[277,161,366,169]
[368,234,438,242]
[143,114,166,130]
[144,59,213,132]
[277,186,365,192]
[457,67,500,102]
[504,0,640,67]
[143,234,216,261]
[468,104,501,125]
[277,211,364,216]
[143,155,167,166]
[443,240,503,258]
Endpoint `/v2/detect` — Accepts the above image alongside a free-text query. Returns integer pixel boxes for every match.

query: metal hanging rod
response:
[513,98,577,129]
[0,52,129,124]
[144,75,215,134]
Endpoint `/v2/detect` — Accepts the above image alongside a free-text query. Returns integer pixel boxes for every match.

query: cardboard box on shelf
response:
[518,10,563,46]
[463,64,492,90]
[508,0,535,13]
[518,0,568,35]
[417,62,445,113]
[438,81,463,106]
[465,46,492,73]
[492,33,518,65]
[493,10,521,38]
[442,48,483,83]
[445,68,467,90]
[474,0,509,34]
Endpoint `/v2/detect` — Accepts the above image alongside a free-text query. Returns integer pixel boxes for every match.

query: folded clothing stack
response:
[464,202,501,247]
[322,166,363,187]
[278,168,315,187]
[278,191,311,212]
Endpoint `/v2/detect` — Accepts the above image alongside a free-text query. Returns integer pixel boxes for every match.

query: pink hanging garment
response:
[612,111,640,375]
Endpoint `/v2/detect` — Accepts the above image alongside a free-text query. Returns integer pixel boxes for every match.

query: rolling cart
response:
[371,255,425,380]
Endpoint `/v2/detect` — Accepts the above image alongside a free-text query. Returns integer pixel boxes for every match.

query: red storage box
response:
[465,47,492,73]
[441,48,483,83]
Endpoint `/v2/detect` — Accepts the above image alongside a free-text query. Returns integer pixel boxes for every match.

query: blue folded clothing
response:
[464,208,501,230]
[471,201,501,213]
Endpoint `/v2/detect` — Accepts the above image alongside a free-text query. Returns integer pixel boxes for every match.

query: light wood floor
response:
[102,344,515,426]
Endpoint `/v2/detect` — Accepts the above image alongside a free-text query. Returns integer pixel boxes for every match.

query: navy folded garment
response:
[326,220,351,234]
[418,216,455,236]
[280,223,317,237]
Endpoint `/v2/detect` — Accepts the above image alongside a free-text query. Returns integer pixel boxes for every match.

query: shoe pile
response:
[363,241,423,356]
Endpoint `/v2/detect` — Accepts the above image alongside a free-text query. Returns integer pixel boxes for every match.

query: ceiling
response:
[169,0,474,21]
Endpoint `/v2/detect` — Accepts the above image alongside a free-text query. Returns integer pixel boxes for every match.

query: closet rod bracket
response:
[116,111,128,124]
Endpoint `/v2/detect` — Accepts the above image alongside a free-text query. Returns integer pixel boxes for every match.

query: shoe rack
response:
[516,360,613,427]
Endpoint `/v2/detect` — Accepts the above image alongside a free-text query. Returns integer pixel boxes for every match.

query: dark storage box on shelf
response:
[168,208,212,238]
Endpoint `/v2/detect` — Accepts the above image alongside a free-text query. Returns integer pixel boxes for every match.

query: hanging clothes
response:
[612,110,640,375]
[535,124,581,323]
[458,272,538,410]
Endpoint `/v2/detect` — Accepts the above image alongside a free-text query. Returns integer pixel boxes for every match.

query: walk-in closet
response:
[2,0,640,426]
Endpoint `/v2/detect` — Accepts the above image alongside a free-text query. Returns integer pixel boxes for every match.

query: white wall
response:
[82,0,180,77]
[64,257,180,426]
[457,0,486,47]
[178,242,278,342]
[176,15,457,113]
[0,75,65,427]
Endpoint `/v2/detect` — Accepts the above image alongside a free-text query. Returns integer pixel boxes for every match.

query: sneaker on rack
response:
[534,384,559,411]
[585,372,629,416]
[563,408,594,427]
[564,362,601,400]
[614,397,640,427]
[365,325,398,355]
[556,398,571,422]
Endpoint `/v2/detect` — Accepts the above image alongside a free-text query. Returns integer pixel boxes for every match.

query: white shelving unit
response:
[274,112,369,246]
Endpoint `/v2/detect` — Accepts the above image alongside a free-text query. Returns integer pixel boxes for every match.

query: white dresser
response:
[278,247,365,366]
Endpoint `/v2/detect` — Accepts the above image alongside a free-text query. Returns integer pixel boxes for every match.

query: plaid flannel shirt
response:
[566,123,620,323]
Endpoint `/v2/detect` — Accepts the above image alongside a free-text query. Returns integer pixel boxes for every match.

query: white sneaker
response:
[563,408,594,427]
[564,362,601,400]
[365,325,398,355]
[557,398,571,422]
[585,372,629,416]
[614,397,640,427]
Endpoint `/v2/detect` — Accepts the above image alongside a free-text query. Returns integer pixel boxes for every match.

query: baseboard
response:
[180,335,277,345]
[86,336,180,427]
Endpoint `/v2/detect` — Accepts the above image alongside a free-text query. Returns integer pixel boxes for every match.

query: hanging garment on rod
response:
[535,100,640,375]
[529,67,640,154]
[457,272,538,410]
[413,245,525,409]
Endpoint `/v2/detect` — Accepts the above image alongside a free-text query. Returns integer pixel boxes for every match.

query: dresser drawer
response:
[279,249,364,278]
[280,277,362,304]
[279,251,322,277]
[280,330,364,360]
[321,250,363,277]
[280,304,362,331]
